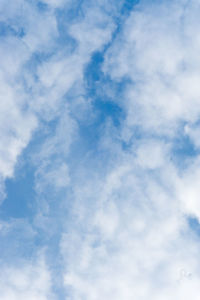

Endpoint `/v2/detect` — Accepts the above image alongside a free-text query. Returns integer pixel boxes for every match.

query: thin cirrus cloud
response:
[1,0,200,299]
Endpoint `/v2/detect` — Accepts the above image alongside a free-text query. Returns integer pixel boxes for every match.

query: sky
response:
[1,0,200,299]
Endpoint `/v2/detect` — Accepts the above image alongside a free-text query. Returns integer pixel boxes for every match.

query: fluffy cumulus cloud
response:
[1,0,200,299]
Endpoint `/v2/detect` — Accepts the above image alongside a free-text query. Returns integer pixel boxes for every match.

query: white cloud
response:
[0,257,52,300]
[69,4,115,54]
[134,139,168,170]
[22,10,58,52]
[103,0,200,136]
[0,0,60,188]
[0,36,37,179]
[3,0,200,299]
[57,1,200,299]
[60,154,200,299]
[30,1,117,195]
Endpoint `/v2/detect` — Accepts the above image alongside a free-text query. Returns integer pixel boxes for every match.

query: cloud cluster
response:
[0,257,52,300]
[104,0,200,136]
[0,0,119,298]
[60,144,200,299]
[58,0,200,299]
[2,0,200,299]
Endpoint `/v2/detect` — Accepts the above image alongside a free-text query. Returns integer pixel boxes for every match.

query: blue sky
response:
[1,0,200,299]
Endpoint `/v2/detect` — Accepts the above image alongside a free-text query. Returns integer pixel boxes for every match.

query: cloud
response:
[2,0,200,299]
[0,0,61,186]
[0,257,52,300]
[103,0,200,135]
[0,37,37,179]
[57,0,200,299]
[60,152,200,299]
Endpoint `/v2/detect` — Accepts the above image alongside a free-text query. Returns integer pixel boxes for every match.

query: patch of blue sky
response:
[170,123,200,170]
[0,111,61,221]
[55,0,84,23]
[0,219,37,264]
[0,21,25,38]
[80,0,141,145]
[121,0,139,13]
[83,50,129,124]
[173,135,198,158]
[0,167,36,220]
[0,119,72,296]
[73,66,125,171]
[37,1,49,12]
[26,0,48,11]
[188,217,200,238]
[0,125,49,222]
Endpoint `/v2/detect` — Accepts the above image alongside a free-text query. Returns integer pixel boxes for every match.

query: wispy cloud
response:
[1,0,200,299]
